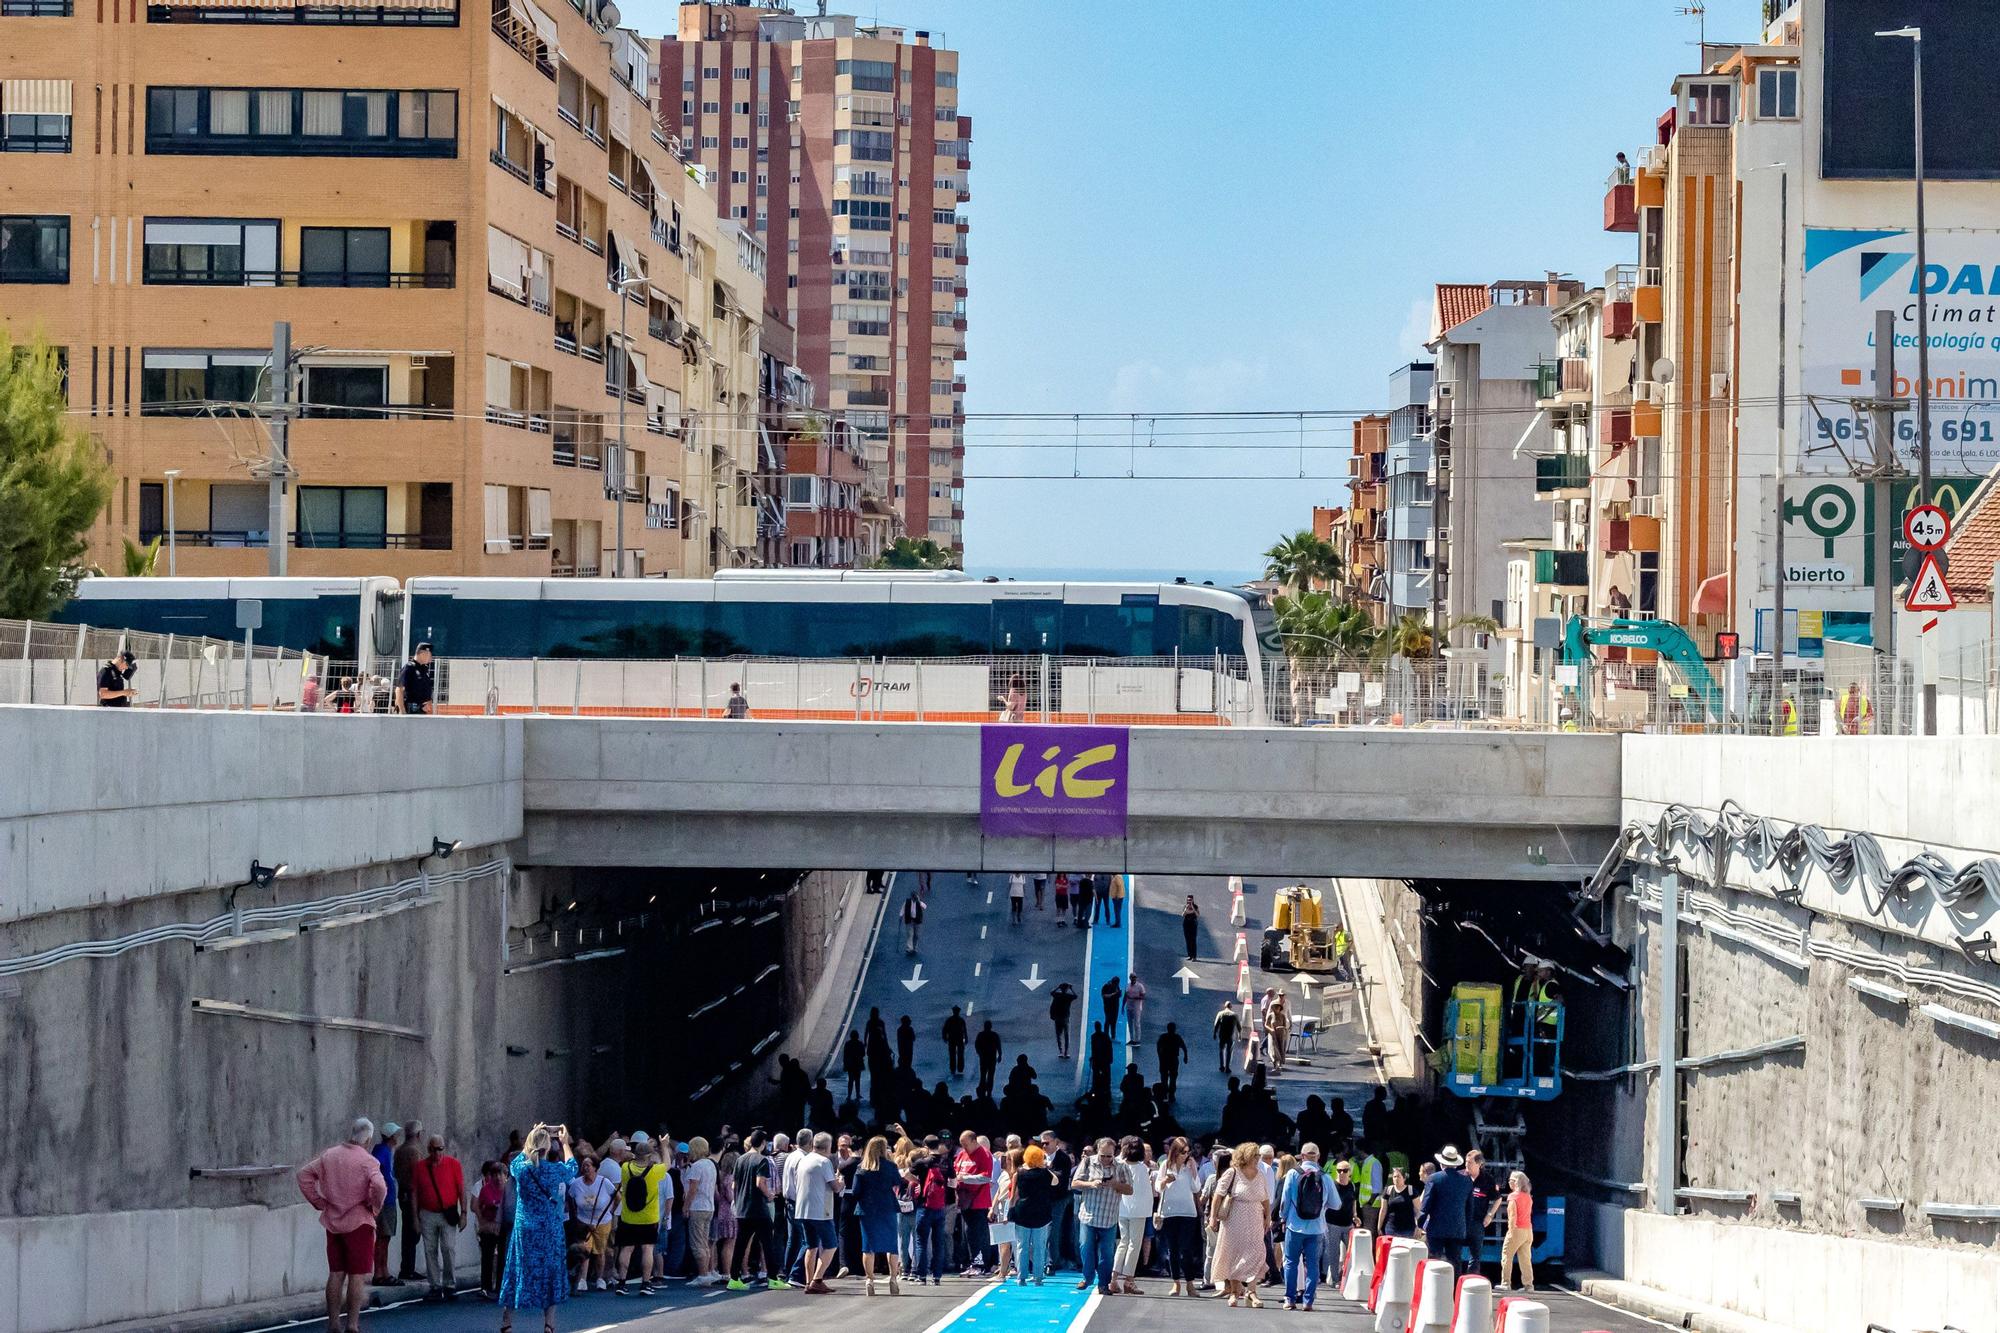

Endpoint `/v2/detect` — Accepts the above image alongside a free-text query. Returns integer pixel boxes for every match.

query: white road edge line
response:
[1065,1286,1106,1333]
[239,1295,427,1333]
[1560,1284,1683,1330]
[919,1278,1005,1333]
[822,869,896,1079]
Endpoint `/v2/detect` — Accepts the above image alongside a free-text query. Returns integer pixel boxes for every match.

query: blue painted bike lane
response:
[923,1278,1099,1333]
[1074,876,1135,1092]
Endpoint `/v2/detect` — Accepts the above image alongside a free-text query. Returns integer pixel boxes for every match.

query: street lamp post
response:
[612,272,651,578]
[1878,24,1934,733]
[162,468,181,576]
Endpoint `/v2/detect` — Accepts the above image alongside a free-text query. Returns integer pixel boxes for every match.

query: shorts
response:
[800,1218,837,1250]
[587,1222,615,1257]
[375,1202,398,1239]
[327,1225,375,1276]
[615,1220,660,1249]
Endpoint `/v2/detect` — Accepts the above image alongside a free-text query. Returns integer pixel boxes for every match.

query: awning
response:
[635,155,664,209]
[2,79,71,116]
[526,488,553,540]
[486,225,528,297]
[610,88,632,141]
[1694,571,1730,616]
[506,0,561,56]
[1510,408,1548,460]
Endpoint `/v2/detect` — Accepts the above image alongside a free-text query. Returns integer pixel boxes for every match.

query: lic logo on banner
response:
[978,725,1130,839]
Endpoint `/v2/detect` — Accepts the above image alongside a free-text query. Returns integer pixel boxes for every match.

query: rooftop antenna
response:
[1675,2,1707,52]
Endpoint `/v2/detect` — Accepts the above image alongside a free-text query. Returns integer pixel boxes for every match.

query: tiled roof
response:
[1946,468,2000,603]
[1431,284,1492,342]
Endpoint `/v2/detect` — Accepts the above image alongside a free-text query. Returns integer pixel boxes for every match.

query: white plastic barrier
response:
[1501,1299,1550,1333]
[1373,1239,1426,1333]
[1341,1228,1375,1301]
[1413,1260,1456,1331]
[1451,1275,1493,1333]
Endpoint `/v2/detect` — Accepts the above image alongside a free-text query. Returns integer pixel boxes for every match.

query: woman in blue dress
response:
[500,1123,578,1333]
[849,1135,906,1295]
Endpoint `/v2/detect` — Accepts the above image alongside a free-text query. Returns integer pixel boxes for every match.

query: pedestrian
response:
[1001,674,1027,722]
[299,1117,389,1333]
[842,1031,866,1101]
[896,1014,916,1070]
[368,1122,404,1287]
[725,682,750,718]
[1467,1148,1499,1257]
[474,1161,511,1297]
[1099,974,1122,1038]
[1112,1137,1152,1295]
[974,1020,1003,1098]
[392,642,435,715]
[900,891,924,955]
[844,1135,902,1295]
[907,1146,950,1286]
[96,650,138,706]
[1088,1022,1114,1099]
[612,1143,668,1293]
[1078,872,1099,926]
[1008,871,1026,924]
[684,1137,722,1286]
[1010,1145,1056,1286]
[1488,1170,1535,1291]
[1376,1165,1417,1238]
[413,1133,468,1301]
[1212,999,1239,1072]
[1323,1157,1357,1286]
[988,1149,1019,1281]
[1049,982,1076,1058]
[1181,895,1201,960]
[1196,1146,1230,1291]
[795,1133,842,1293]
[713,1147,739,1278]
[1107,873,1127,928]
[1033,870,1047,911]
[1123,974,1147,1046]
[1263,991,1290,1072]
[952,1129,995,1276]
[499,1124,578,1333]
[1152,1137,1202,1297]
[1208,1142,1270,1308]
[1277,1143,1327,1311]
[1156,1023,1187,1101]
[1069,1137,1132,1296]
[1417,1146,1474,1277]
[565,1155,617,1292]
[726,1130,779,1290]
[1054,873,1070,925]
[393,1119,424,1280]
[942,1006,969,1078]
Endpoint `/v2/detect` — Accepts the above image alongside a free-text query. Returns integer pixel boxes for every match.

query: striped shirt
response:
[1071,1155,1130,1229]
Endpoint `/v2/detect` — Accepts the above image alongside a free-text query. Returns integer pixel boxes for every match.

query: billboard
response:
[979,724,1129,839]
[1801,227,2000,475]
[1756,475,1982,591]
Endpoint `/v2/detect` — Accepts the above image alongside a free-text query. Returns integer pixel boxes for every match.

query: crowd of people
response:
[296,1083,1539,1332]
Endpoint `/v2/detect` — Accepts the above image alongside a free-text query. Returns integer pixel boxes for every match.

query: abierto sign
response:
[1801,227,2000,474]
[979,724,1129,839]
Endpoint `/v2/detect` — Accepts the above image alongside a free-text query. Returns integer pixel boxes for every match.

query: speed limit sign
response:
[1904,504,1950,551]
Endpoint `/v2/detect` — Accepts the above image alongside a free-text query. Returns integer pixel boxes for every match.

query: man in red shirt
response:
[412,1134,469,1300]
[299,1117,390,1333]
[952,1130,995,1277]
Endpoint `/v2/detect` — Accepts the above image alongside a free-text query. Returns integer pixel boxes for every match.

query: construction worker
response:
[1777,692,1800,736]
[1838,681,1874,735]
[1351,1145,1382,1212]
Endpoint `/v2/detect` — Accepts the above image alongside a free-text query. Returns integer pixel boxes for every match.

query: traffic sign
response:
[1904,504,1950,551]
[1905,552,1956,613]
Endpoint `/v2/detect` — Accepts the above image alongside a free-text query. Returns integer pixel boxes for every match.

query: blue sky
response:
[626,0,1757,579]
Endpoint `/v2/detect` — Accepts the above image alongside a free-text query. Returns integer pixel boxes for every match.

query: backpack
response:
[1294,1168,1325,1221]
[623,1164,650,1213]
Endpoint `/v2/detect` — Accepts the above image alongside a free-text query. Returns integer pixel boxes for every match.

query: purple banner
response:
[979,724,1129,839]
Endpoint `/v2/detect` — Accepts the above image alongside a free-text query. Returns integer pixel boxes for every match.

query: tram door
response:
[991,596,1061,716]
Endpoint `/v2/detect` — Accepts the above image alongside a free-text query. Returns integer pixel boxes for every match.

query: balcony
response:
[1606,299,1635,340]
[1602,514,1662,553]
[1533,548,1589,587]
[1635,267,1663,324]
[1605,407,1632,448]
[1604,171,1637,232]
[1534,452,1591,493]
[1632,399,1663,438]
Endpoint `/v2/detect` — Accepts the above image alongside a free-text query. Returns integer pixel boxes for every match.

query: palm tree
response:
[872,536,959,570]
[120,536,162,577]
[1263,529,1342,593]
[1273,590,1378,661]
[1372,612,1501,720]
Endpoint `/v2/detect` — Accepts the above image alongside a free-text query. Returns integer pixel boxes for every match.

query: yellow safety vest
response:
[1779,699,1799,736]
[1355,1154,1380,1207]
[1838,687,1873,734]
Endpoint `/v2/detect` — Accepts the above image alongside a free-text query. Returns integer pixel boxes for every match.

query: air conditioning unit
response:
[1709,371,1730,399]
[410,356,429,369]
[1634,380,1662,404]
[1634,496,1661,518]
[1434,527,1451,545]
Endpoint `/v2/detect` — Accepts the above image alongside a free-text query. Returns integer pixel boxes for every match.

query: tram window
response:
[1064,602,1162,658]
[797,601,885,657]
[1180,607,1224,658]
[884,602,987,656]
[991,599,1061,654]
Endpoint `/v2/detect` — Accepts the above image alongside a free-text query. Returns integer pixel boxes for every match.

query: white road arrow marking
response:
[902,964,929,993]
[1294,973,1318,995]
[1174,965,1200,995]
[1021,963,1047,991]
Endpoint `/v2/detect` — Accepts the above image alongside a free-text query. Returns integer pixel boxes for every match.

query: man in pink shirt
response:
[300,1117,391,1333]
[952,1130,995,1276]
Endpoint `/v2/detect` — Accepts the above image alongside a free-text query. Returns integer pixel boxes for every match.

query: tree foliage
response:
[871,536,960,570]
[121,536,162,577]
[1272,589,1378,661]
[1262,529,1342,592]
[0,331,111,618]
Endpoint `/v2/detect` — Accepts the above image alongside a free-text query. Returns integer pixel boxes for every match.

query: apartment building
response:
[662,1,970,558]
[1381,361,1436,621]
[1341,413,1390,620]
[0,0,764,580]
[1425,278,1570,679]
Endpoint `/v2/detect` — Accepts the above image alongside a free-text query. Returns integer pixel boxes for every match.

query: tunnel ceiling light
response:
[248,860,288,888]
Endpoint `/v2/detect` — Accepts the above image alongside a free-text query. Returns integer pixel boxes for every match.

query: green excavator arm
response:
[1561,617,1724,723]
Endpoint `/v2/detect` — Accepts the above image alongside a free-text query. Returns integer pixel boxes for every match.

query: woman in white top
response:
[1112,1137,1153,1294]
[1151,1136,1202,1297]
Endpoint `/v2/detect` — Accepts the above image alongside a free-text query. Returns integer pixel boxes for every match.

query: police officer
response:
[96,650,138,707]
[393,642,436,715]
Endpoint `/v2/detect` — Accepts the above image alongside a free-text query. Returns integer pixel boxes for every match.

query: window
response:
[733,101,749,114]
[301,364,389,417]
[935,105,955,121]
[730,134,747,149]
[299,226,389,286]
[297,485,388,548]
[935,70,957,88]
[732,66,749,79]
[834,128,892,161]
[140,349,266,414]
[932,209,956,225]
[682,78,695,92]
[0,214,67,283]
[1684,80,1732,128]
[141,217,277,284]
[2,79,72,152]
[1756,66,1798,120]
[1,0,73,12]
[702,66,719,79]
[146,86,456,156]
[700,134,717,148]
[832,198,891,230]
[835,59,895,93]
[729,169,747,183]
[702,100,719,114]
